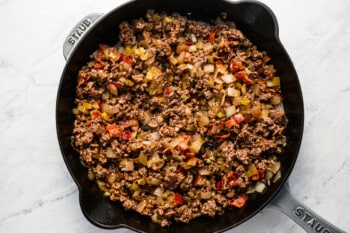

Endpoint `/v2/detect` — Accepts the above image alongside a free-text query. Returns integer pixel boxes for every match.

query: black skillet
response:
[56,0,346,232]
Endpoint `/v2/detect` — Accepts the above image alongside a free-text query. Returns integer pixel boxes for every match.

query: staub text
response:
[294,207,331,233]
[68,19,92,45]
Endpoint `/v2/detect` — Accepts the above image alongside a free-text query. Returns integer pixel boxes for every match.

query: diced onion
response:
[106,147,117,158]
[196,112,210,127]
[227,87,240,97]
[225,105,236,118]
[135,200,147,213]
[169,136,183,148]
[246,186,255,194]
[265,171,273,180]
[190,135,204,154]
[154,187,164,197]
[203,64,214,73]
[221,74,235,84]
[198,168,211,176]
[168,55,178,65]
[190,34,197,43]
[150,132,160,141]
[273,170,282,183]
[203,43,213,52]
[188,45,197,52]
[101,103,118,114]
[255,181,266,193]
[145,66,162,82]
[271,161,281,174]
[123,160,134,171]
[147,153,165,170]
[271,95,282,105]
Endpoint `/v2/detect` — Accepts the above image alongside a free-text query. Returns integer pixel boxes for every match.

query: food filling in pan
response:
[72,11,286,226]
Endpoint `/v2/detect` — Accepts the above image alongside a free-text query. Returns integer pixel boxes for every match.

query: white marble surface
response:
[1,0,349,232]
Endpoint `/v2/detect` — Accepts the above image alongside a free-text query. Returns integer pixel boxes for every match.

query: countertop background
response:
[1,0,349,232]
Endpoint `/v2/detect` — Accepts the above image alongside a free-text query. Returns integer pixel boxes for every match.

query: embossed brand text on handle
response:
[294,207,331,233]
[68,19,92,45]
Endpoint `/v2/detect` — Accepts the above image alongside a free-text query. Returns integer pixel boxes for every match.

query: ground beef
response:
[72,11,287,226]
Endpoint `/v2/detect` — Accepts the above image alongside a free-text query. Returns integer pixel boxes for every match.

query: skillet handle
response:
[63,13,103,60]
[270,183,346,233]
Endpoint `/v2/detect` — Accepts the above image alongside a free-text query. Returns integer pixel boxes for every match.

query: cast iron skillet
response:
[56,0,345,232]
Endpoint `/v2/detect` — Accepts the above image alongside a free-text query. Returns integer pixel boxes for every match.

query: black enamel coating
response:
[56,0,304,232]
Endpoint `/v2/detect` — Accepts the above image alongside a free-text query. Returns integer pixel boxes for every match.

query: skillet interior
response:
[56,0,304,232]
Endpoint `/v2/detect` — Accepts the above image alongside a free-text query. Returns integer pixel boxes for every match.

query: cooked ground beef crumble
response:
[72,11,286,227]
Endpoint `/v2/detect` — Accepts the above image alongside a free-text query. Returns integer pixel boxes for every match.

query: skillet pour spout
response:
[56,0,345,232]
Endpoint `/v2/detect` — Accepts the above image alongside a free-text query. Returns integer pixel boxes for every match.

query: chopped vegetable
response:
[267,76,280,87]
[208,28,219,42]
[173,193,183,205]
[228,194,248,208]
[254,181,266,193]
[230,61,244,72]
[189,135,204,154]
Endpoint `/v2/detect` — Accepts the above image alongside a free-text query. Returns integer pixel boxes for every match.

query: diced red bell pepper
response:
[258,169,265,178]
[208,28,219,42]
[225,118,236,129]
[94,63,104,70]
[230,61,244,73]
[164,86,173,96]
[227,171,240,188]
[90,110,102,119]
[215,60,223,66]
[252,169,264,180]
[235,71,254,85]
[106,124,123,138]
[120,54,133,66]
[233,113,245,124]
[173,193,183,205]
[177,166,185,173]
[228,194,248,208]
[251,174,260,181]
[122,130,132,141]
[215,179,224,191]
[185,152,195,158]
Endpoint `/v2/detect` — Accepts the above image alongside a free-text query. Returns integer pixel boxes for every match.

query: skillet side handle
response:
[270,183,346,233]
[63,13,103,60]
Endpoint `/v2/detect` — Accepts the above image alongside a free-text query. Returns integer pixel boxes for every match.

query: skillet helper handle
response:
[270,183,346,233]
[63,13,103,60]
